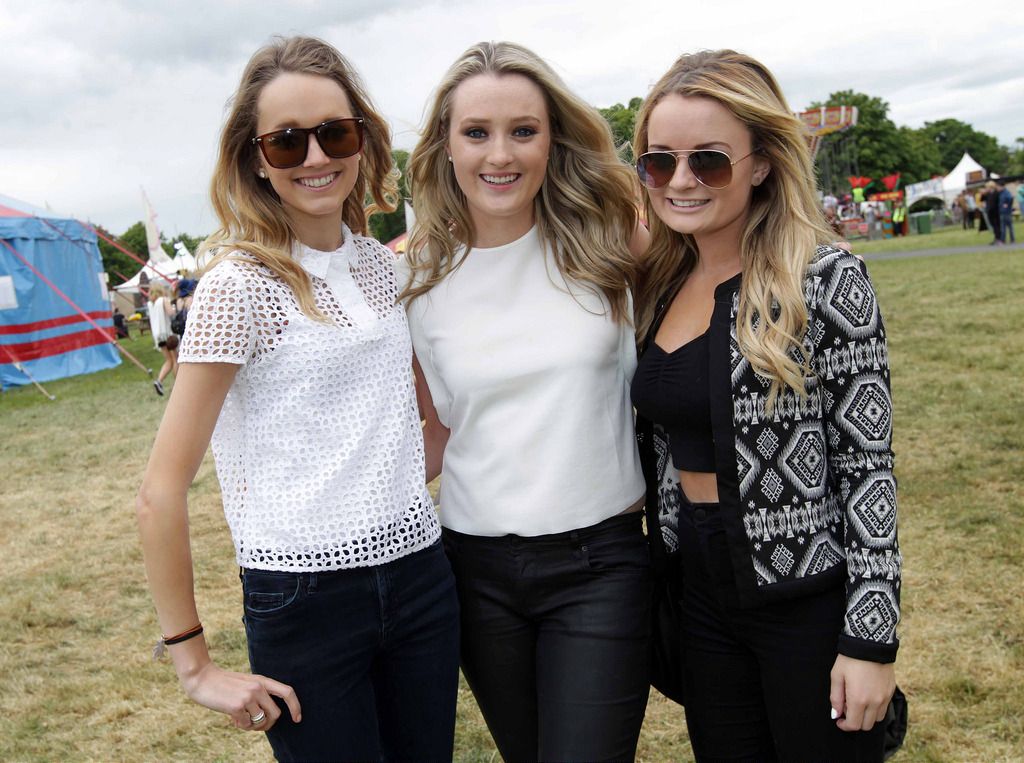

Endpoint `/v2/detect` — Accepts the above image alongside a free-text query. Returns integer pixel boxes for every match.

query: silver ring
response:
[249,710,266,725]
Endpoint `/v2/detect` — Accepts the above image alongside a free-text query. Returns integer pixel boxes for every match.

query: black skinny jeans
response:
[443,511,652,763]
[677,497,886,762]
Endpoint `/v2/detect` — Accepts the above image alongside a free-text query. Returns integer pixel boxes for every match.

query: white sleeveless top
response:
[400,227,644,537]
[178,226,439,571]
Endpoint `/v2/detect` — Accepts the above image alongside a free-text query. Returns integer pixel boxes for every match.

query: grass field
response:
[2,247,1022,761]
[854,222,1012,255]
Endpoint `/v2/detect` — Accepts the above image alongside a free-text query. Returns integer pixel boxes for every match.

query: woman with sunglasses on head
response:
[631,49,901,761]
[135,36,458,762]
[398,41,651,762]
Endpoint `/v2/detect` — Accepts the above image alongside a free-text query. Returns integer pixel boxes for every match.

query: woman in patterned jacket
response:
[630,50,900,761]
[135,37,458,762]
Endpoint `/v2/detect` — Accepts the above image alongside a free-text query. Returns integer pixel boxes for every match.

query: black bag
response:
[170,306,188,336]
[882,685,908,760]
[650,562,685,705]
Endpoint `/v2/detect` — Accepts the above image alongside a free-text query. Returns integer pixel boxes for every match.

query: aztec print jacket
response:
[637,246,901,663]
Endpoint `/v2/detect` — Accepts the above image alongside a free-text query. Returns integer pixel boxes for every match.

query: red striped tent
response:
[0,194,120,389]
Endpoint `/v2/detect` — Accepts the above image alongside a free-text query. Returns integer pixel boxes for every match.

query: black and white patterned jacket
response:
[637,246,901,662]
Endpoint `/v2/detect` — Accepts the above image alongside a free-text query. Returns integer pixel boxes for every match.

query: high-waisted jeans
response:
[677,495,886,762]
[241,539,460,762]
[443,511,652,763]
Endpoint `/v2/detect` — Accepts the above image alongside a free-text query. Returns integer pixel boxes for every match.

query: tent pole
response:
[0,347,57,400]
[0,238,153,378]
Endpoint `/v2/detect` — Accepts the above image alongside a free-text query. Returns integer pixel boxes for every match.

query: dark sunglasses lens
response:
[689,151,732,188]
[317,120,361,159]
[262,129,307,168]
[637,153,678,188]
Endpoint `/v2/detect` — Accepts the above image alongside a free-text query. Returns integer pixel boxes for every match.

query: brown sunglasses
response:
[252,118,364,169]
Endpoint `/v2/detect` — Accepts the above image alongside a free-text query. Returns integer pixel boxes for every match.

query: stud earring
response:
[258,168,267,179]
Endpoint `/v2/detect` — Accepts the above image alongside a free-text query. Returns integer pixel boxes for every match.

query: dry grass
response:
[1,248,1021,761]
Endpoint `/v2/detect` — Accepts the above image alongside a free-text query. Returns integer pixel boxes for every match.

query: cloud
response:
[1,0,1022,234]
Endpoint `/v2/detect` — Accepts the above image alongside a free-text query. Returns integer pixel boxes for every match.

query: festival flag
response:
[141,188,172,264]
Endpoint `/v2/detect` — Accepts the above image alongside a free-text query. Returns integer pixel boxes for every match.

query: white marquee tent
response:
[906,152,988,208]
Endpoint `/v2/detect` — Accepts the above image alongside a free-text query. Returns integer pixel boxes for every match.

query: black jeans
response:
[443,512,651,763]
[677,497,886,762]
[241,540,460,762]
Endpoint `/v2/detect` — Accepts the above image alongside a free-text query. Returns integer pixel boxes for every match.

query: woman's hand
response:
[829,654,895,732]
[180,660,301,731]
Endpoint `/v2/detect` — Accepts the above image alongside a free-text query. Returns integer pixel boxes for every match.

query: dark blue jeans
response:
[443,511,651,763]
[241,540,460,762]
[677,498,886,762]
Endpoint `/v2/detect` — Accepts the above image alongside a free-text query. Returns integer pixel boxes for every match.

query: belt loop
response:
[307,572,318,594]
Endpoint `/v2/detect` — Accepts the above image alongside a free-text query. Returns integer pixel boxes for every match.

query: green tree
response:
[96,222,148,288]
[167,232,205,257]
[598,97,643,161]
[896,126,944,185]
[1008,137,1024,176]
[369,149,410,246]
[919,118,1009,174]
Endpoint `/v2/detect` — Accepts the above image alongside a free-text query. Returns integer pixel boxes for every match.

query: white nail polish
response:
[830,707,840,720]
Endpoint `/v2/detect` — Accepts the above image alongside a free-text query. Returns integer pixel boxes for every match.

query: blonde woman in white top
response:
[135,37,458,762]
[401,41,650,762]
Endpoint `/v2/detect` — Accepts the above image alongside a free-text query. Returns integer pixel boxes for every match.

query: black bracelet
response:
[163,623,204,645]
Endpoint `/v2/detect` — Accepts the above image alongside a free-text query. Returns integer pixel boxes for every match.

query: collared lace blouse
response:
[178,225,439,571]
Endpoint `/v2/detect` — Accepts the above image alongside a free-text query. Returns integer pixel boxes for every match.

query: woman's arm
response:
[811,252,901,731]
[412,353,449,484]
[135,362,300,730]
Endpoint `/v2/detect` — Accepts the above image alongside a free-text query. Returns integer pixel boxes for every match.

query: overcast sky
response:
[2,0,1023,237]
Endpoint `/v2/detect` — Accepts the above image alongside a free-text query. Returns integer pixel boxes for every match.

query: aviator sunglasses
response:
[635,148,758,190]
[252,117,364,169]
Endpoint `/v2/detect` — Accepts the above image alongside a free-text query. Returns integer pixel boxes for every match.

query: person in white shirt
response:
[399,41,650,762]
[135,36,458,762]
[146,282,177,395]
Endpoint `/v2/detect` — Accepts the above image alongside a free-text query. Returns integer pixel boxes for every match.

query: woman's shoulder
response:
[806,244,866,283]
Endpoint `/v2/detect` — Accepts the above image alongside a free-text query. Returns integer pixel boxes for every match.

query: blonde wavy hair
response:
[198,36,398,319]
[402,41,639,323]
[633,49,833,407]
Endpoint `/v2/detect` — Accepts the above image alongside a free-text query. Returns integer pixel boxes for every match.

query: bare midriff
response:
[618,495,646,515]
[680,470,719,504]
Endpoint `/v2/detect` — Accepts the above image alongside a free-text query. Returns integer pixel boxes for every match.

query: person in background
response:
[112,307,129,339]
[135,36,459,762]
[984,182,1000,241]
[147,282,176,395]
[997,181,1015,244]
[891,200,906,237]
[631,49,900,762]
[400,41,651,762]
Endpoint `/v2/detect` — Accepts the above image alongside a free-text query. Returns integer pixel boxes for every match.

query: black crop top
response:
[630,329,716,472]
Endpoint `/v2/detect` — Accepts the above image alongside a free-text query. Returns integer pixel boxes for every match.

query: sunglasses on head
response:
[252,117,364,169]
[635,148,758,190]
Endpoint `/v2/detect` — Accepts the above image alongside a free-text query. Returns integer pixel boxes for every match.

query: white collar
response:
[291,225,380,335]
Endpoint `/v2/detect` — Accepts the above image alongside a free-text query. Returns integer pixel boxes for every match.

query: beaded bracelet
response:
[152,623,203,660]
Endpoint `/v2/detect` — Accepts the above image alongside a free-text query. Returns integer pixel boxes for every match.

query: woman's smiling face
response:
[254,72,361,242]
[644,93,769,248]
[446,73,551,247]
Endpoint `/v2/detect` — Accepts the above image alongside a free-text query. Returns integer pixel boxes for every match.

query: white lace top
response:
[178,226,439,571]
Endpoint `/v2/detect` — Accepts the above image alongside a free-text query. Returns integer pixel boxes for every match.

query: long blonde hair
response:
[633,50,833,406]
[199,36,398,319]
[402,41,639,323]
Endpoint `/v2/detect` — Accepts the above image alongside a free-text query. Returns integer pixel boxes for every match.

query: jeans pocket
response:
[583,525,651,573]
[242,571,303,616]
